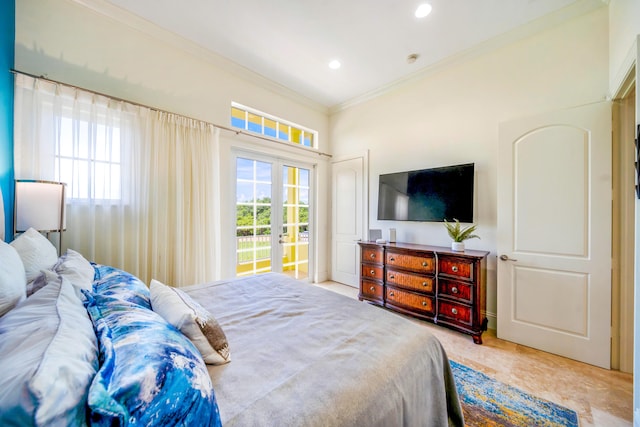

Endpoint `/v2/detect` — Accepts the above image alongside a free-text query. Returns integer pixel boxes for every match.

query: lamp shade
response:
[14,180,66,233]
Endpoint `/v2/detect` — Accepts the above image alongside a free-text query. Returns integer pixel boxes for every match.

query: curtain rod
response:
[10,69,331,158]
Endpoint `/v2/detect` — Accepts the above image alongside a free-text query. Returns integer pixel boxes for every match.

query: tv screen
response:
[377,163,474,222]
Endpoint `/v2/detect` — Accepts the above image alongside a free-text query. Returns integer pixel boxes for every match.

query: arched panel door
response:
[497,102,611,368]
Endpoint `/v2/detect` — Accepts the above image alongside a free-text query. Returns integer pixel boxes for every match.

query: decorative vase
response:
[451,241,465,252]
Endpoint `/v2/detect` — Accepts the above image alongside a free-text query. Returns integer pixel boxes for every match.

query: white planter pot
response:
[451,241,465,252]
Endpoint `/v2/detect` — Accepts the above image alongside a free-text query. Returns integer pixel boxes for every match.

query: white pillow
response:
[0,241,27,317]
[150,279,230,365]
[10,228,58,283]
[28,249,95,300]
[53,249,95,297]
[0,270,98,426]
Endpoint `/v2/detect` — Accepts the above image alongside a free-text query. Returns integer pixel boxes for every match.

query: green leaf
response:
[443,219,480,242]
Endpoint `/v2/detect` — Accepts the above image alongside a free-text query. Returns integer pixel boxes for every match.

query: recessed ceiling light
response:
[328,60,341,70]
[415,3,432,18]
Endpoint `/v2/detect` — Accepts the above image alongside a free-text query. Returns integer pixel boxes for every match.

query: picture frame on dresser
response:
[358,241,489,344]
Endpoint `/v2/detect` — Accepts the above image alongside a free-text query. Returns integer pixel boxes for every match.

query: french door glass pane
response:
[236,158,272,276]
[282,165,309,280]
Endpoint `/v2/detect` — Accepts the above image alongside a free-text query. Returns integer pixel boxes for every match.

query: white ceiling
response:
[103,0,606,109]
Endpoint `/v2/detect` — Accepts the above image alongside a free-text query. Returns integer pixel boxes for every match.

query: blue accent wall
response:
[0,0,15,241]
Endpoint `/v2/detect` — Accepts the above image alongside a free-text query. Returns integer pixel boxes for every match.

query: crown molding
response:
[70,0,329,115]
[329,0,608,114]
[71,0,606,116]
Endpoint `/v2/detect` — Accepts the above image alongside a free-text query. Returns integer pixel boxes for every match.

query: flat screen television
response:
[377,163,474,222]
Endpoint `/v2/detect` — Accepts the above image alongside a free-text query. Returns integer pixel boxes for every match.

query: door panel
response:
[281,164,310,280]
[497,102,611,368]
[514,126,588,256]
[512,266,588,335]
[331,157,364,286]
[235,157,273,276]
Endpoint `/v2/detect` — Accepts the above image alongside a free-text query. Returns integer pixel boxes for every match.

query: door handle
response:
[499,254,518,262]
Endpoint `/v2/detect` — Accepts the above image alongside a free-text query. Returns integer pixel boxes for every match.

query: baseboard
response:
[315,270,329,283]
[485,310,497,331]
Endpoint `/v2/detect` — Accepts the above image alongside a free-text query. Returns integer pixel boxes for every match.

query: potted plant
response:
[443,219,480,251]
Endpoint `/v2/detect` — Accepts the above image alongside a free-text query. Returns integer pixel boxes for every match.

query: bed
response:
[0,228,464,426]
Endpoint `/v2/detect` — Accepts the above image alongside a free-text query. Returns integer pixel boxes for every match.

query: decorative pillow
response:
[0,271,98,426]
[10,227,58,283]
[92,264,151,309]
[85,292,222,427]
[150,279,231,365]
[0,240,27,317]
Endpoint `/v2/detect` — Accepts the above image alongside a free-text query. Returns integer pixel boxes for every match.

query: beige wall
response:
[609,0,640,94]
[329,8,610,328]
[15,0,332,281]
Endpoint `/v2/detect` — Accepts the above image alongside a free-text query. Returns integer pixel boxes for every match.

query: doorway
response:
[234,154,313,280]
[612,76,636,373]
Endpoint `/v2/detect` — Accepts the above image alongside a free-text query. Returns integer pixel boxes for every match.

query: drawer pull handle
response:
[389,291,395,297]
[422,261,427,267]
[370,269,375,275]
[422,301,427,307]
[389,274,395,279]
[422,282,428,287]
[452,266,459,273]
[370,286,375,291]
[390,257,395,262]
[452,287,458,294]
[370,253,376,259]
[451,308,458,315]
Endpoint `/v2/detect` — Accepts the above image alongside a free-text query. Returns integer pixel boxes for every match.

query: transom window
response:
[231,103,317,148]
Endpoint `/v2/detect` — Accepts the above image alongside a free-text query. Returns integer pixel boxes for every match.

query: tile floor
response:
[315,280,634,427]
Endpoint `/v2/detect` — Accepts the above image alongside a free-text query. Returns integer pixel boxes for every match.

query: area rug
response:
[450,360,579,427]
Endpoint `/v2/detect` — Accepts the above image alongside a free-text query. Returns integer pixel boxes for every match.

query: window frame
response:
[54,109,125,203]
[231,102,319,149]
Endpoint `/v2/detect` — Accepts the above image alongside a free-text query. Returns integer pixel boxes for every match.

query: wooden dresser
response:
[359,241,489,344]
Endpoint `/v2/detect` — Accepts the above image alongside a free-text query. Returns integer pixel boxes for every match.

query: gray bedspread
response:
[183,273,463,427]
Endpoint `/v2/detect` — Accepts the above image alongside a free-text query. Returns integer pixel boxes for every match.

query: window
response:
[55,114,122,201]
[231,103,317,149]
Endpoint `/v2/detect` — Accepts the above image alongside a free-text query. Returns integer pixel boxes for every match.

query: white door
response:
[331,156,365,286]
[497,102,612,368]
[235,154,313,280]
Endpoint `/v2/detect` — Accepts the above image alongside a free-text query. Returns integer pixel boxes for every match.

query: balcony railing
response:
[236,233,309,263]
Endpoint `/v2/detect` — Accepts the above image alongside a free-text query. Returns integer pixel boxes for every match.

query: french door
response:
[234,154,312,280]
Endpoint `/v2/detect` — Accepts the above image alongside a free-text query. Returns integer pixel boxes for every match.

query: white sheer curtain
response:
[14,74,221,286]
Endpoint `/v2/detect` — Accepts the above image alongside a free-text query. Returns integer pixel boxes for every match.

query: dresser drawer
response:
[438,300,472,327]
[361,264,383,280]
[386,251,435,274]
[386,287,435,316]
[386,268,435,294]
[362,246,384,264]
[360,279,384,303]
[438,256,474,281]
[438,278,472,303]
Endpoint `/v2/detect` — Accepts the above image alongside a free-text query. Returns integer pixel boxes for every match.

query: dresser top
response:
[358,241,490,259]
